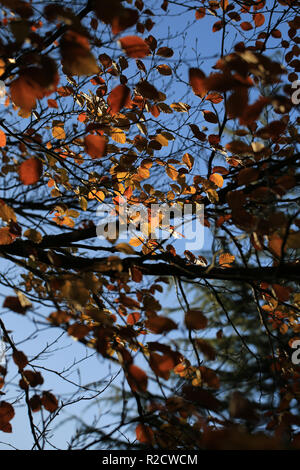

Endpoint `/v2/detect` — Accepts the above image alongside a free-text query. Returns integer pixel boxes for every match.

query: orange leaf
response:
[0,227,14,245]
[84,134,106,159]
[47,98,58,108]
[219,253,235,266]
[209,173,223,188]
[19,158,43,185]
[119,36,150,58]
[0,130,6,147]
[127,312,141,325]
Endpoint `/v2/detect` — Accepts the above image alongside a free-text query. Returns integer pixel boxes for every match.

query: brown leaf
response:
[12,350,28,370]
[41,391,59,413]
[185,310,208,330]
[3,296,29,314]
[145,315,177,334]
[60,31,99,76]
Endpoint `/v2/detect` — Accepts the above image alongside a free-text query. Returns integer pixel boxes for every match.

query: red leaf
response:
[189,68,206,97]
[241,21,253,31]
[84,134,107,159]
[19,370,44,389]
[239,97,270,125]
[195,7,206,19]
[107,84,131,115]
[127,312,141,325]
[136,423,154,444]
[119,36,150,58]
[127,364,148,392]
[19,158,43,185]
[149,352,175,379]
[254,13,265,27]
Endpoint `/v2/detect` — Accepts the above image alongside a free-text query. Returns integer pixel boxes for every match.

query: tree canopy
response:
[0,0,299,450]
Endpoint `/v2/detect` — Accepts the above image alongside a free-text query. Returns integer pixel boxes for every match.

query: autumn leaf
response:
[127,364,148,392]
[136,423,154,444]
[209,173,223,188]
[12,350,28,370]
[0,227,15,245]
[84,134,107,159]
[41,391,59,413]
[145,315,177,334]
[119,36,150,58]
[149,352,176,379]
[219,253,235,266]
[189,68,206,97]
[52,125,65,140]
[60,31,99,76]
[19,158,43,185]
[107,84,131,115]
[0,130,6,147]
[3,296,30,314]
[185,310,208,330]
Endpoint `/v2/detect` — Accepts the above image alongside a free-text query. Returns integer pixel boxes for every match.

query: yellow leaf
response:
[182,153,194,170]
[110,128,126,144]
[219,253,235,266]
[52,126,66,140]
[115,242,136,254]
[129,237,144,247]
